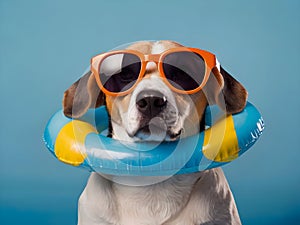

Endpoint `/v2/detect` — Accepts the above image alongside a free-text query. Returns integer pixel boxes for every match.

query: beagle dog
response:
[63,41,247,225]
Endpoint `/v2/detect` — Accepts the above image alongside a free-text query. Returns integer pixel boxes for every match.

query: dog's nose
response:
[136,91,167,118]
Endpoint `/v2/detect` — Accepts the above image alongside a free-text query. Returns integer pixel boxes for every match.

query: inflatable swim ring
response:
[43,102,264,176]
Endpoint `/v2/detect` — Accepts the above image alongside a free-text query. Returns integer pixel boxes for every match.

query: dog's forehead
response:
[126,40,183,54]
[126,41,184,72]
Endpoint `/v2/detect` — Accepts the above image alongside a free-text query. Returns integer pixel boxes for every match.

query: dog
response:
[63,40,247,225]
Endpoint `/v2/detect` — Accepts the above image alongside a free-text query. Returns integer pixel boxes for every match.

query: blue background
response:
[1,0,299,224]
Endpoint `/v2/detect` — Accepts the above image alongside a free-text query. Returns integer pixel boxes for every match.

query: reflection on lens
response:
[163,51,205,91]
[99,53,141,93]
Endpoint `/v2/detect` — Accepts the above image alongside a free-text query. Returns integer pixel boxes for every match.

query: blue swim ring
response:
[43,102,264,176]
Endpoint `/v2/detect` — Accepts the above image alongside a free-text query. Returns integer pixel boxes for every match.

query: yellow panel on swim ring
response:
[203,115,239,162]
[54,120,97,166]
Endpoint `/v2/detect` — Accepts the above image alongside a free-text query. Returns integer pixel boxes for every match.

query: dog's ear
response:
[63,71,105,118]
[203,66,248,114]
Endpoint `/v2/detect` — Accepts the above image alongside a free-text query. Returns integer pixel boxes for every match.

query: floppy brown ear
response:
[203,66,248,114]
[63,71,105,118]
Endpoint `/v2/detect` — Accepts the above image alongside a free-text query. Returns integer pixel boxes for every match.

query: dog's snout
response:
[136,91,167,118]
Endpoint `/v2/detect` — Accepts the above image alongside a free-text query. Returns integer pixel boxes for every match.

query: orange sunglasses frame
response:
[91,47,216,96]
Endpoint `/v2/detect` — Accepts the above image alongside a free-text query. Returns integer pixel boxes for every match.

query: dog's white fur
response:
[76,41,242,225]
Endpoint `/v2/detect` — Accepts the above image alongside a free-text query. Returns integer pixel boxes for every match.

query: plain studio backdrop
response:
[0,0,299,224]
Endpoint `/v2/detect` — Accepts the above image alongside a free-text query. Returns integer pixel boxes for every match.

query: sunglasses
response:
[91,47,216,96]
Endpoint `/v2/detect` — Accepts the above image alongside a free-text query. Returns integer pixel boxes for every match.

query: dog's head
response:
[63,41,247,142]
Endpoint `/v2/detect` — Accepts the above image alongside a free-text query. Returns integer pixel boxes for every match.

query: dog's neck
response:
[99,172,201,225]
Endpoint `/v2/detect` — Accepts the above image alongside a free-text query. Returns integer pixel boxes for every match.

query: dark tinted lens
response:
[99,53,141,93]
[163,51,205,91]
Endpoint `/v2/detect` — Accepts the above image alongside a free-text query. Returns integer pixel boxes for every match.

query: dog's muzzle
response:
[130,90,181,141]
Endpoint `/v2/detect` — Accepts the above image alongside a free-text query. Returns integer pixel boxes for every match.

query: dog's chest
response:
[112,175,198,225]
